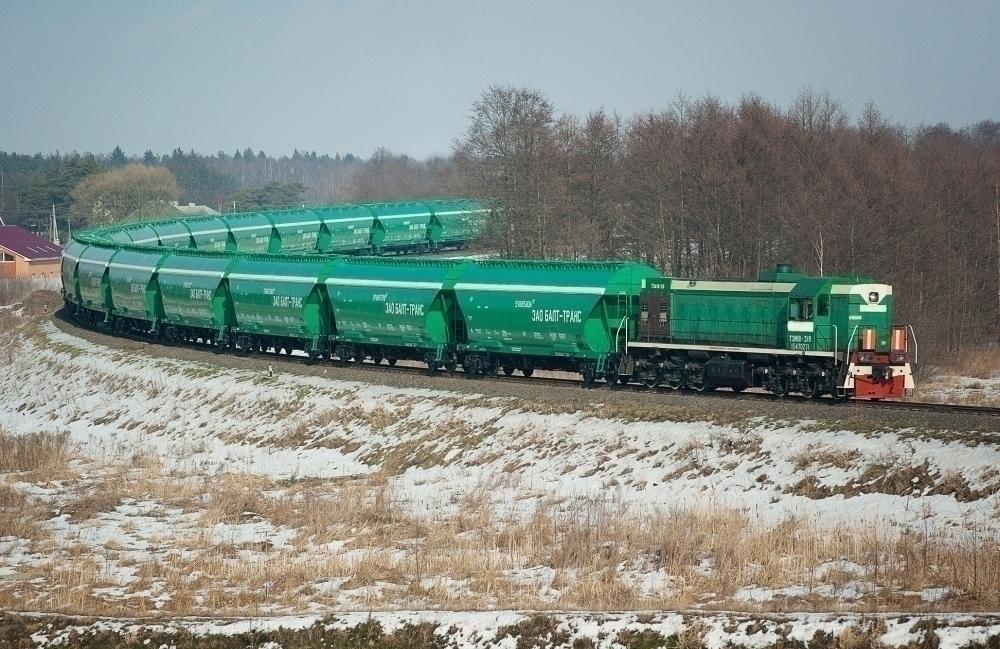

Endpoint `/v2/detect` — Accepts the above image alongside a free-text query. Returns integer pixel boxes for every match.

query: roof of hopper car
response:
[154,249,235,275]
[426,198,487,215]
[311,204,377,225]
[182,216,231,236]
[227,253,329,283]
[325,255,465,288]
[265,208,320,226]
[149,219,193,246]
[225,212,274,229]
[113,223,162,246]
[364,201,432,219]
[454,259,658,294]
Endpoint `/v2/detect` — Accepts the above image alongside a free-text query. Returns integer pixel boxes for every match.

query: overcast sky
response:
[2,1,998,159]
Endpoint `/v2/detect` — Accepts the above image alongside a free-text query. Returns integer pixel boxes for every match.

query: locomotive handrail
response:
[615,314,628,354]
[846,324,860,365]
[908,324,919,366]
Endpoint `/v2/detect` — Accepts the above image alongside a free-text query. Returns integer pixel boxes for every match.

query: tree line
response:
[0,85,996,362]
[453,86,1000,362]
[0,148,368,231]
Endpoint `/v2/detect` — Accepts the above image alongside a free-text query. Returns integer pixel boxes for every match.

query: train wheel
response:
[665,375,682,390]
[643,375,660,388]
[502,366,515,376]
[800,377,820,399]
[770,377,790,398]
[372,350,384,365]
[387,357,397,367]
[521,367,534,378]
[688,369,709,392]
[731,385,746,393]
[581,366,596,387]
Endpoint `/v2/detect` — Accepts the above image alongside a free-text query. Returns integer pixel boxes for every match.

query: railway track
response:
[56,310,1000,420]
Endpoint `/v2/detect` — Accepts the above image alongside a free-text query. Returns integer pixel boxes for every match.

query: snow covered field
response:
[917,373,1000,407]
[1,308,1000,619]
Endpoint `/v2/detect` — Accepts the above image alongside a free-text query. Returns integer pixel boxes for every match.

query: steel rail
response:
[56,310,1000,420]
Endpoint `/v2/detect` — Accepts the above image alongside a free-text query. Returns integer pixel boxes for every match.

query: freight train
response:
[99,198,489,255]
[60,202,915,400]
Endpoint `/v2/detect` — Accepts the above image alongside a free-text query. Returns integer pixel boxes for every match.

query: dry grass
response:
[943,348,1000,380]
[0,428,72,479]
[2,448,1000,617]
[64,482,128,521]
[786,454,984,503]
[0,480,50,545]
[0,278,59,306]
[791,443,863,471]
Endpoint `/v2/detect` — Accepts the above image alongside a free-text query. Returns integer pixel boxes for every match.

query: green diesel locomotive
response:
[628,264,913,399]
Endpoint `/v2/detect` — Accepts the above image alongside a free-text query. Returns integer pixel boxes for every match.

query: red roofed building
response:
[0,226,62,279]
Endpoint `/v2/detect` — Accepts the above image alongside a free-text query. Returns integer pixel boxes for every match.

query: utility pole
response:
[51,205,60,245]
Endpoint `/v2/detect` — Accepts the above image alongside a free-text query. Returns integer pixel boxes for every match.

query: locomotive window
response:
[817,295,829,316]
[640,300,649,321]
[659,304,667,322]
[791,298,813,321]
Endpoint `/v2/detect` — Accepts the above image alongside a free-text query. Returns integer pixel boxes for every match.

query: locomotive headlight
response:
[868,292,879,303]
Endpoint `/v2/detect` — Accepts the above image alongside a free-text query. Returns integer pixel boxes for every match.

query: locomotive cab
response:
[785,278,914,399]
[785,278,830,352]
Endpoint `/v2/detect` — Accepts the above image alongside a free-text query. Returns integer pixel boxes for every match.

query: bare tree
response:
[453,85,558,257]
